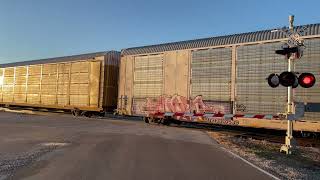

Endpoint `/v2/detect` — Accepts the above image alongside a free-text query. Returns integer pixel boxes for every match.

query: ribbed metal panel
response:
[0,51,120,111]
[236,38,320,121]
[122,24,320,55]
[13,66,27,103]
[2,67,14,102]
[0,60,103,109]
[0,68,3,102]
[133,55,163,98]
[191,48,232,101]
[295,38,320,120]
[27,65,41,104]
[236,42,287,114]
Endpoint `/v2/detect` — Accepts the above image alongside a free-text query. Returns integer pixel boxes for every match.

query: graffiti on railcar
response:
[133,95,229,114]
[236,104,247,112]
[131,98,148,115]
[206,117,239,125]
[132,95,238,125]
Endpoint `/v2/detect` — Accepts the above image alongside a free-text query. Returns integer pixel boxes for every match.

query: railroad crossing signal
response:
[267,71,315,88]
[269,15,315,154]
[267,28,316,89]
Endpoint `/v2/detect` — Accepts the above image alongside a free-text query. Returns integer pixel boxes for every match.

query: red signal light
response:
[303,76,312,84]
[299,73,316,88]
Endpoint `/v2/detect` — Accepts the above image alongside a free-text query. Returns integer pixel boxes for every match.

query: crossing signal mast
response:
[268,15,316,154]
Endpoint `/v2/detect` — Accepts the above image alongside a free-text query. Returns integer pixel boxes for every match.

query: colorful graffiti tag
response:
[144,95,228,114]
[132,95,238,125]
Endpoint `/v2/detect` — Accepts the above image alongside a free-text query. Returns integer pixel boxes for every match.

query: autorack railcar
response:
[117,23,320,133]
[0,51,120,116]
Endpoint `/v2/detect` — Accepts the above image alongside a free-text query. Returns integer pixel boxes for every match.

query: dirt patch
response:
[207,131,320,180]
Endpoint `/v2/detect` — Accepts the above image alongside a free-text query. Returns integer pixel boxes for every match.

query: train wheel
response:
[149,117,155,123]
[174,120,182,125]
[301,132,311,138]
[80,111,92,118]
[71,110,76,116]
[85,112,93,118]
[161,118,171,126]
[144,117,150,123]
[80,111,86,117]
[72,109,81,117]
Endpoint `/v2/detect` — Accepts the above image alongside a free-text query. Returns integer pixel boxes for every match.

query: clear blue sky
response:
[1,0,319,63]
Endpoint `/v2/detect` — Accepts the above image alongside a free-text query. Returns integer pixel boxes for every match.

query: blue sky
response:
[0,0,319,63]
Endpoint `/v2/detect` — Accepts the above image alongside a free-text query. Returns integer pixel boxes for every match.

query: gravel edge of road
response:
[207,131,320,180]
[0,143,69,180]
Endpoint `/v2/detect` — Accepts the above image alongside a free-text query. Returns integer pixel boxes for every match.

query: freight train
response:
[1,23,320,133]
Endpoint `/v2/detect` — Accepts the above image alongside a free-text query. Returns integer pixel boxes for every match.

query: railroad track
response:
[233,132,320,148]
[149,120,320,148]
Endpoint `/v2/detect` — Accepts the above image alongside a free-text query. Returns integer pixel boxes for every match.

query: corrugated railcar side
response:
[0,51,120,112]
[117,23,320,132]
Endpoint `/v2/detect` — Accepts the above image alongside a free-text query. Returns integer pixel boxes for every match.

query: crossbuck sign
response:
[279,26,308,47]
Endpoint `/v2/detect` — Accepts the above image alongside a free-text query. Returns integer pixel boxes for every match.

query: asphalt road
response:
[0,111,275,180]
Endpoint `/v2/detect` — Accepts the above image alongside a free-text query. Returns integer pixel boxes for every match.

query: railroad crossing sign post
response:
[270,15,311,154]
[280,15,296,155]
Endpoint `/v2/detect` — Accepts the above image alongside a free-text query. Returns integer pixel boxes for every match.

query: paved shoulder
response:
[12,133,273,180]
